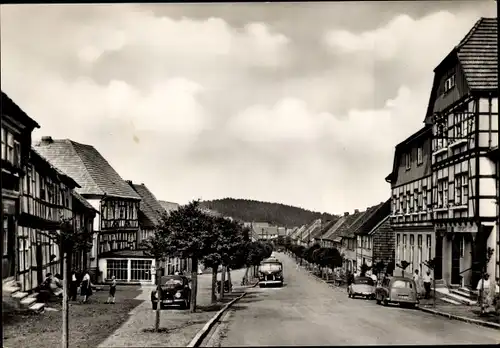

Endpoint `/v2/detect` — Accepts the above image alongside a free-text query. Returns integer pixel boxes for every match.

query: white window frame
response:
[417,147,423,165]
[405,153,411,170]
[107,259,128,280]
[426,235,432,261]
[444,74,456,93]
[396,234,400,261]
[130,259,153,281]
[402,234,407,261]
[417,235,423,274]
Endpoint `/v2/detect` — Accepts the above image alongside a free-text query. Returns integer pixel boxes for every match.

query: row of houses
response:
[289,17,499,295]
[2,90,185,297]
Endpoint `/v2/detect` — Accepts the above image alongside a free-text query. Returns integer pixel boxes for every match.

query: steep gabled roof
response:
[311,219,337,240]
[456,17,497,91]
[1,91,40,129]
[35,138,141,200]
[301,219,321,241]
[290,225,306,239]
[72,190,99,214]
[353,200,391,236]
[338,211,365,238]
[385,126,432,183]
[30,148,80,189]
[158,200,180,214]
[129,182,165,228]
[368,215,391,236]
[322,216,348,241]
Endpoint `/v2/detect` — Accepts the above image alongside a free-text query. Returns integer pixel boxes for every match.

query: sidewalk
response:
[419,299,500,329]
[98,268,253,347]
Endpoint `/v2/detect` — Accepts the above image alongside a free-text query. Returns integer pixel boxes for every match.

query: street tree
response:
[144,200,214,322]
[396,260,411,277]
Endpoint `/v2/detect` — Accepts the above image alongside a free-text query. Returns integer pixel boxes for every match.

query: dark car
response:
[151,275,191,310]
[375,276,419,308]
[258,260,284,287]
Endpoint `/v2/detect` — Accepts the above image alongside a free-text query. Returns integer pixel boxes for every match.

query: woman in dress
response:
[80,270,92,303]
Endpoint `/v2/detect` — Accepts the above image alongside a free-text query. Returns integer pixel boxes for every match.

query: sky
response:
[1,1,497,215]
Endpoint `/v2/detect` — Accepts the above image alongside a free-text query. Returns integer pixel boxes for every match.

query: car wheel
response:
[259,284,263,288]
[383,297,389,306]
[152,302,158,310]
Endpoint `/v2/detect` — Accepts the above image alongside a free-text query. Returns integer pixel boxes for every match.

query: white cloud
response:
[323,11,480,67]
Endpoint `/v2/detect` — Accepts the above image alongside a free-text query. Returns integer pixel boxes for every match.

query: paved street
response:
[207,253,500,346]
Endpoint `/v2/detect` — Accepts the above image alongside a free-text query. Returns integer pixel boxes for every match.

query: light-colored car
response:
[375,276,419,308]
[348,276,375,299]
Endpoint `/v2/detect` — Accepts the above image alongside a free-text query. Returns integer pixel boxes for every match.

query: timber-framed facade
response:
[423,18,498,287]
[386,126,435,277]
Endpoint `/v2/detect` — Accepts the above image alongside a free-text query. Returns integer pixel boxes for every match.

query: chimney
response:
[354,209,360,213]
[41,136,53,144]
[344,212,349,216]
[125,180,133,185]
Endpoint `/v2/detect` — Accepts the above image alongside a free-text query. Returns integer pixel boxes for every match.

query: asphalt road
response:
[207,252,500,346]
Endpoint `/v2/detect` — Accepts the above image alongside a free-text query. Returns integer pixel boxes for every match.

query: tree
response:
[144,200,214,327]
[372,260,385,278]
[58,216,94,348]
[396,260,411,277]
[360,263,372,277]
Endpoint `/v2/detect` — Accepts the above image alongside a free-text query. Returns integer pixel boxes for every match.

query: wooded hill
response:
[200,198,338,228]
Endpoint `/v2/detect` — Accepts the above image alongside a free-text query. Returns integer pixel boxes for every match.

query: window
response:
[393,280,413,289]
[422,189,427,210]
[131,260,152,281]
[402,235,407,261]
[459,236,464,258]
[444,74,456,93]
[410,235,415,271]
[426,235,432,261]
[6,132,14,164]
[107,260,128,280]
[405,153,411,170]
[443,181,448,207]
[13,140,20,167]
[461,174,468,204]
[417,235,423,274]
[3,216,8,256]
[417,147,423,165]
[1,127,6,160]
[396,234,401,260]
[406,195,411,214]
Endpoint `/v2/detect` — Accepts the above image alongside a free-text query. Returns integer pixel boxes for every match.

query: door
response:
[2,215,15,279]
[435,235,443,280]
[451,235,461,284]
[36,244,43,286]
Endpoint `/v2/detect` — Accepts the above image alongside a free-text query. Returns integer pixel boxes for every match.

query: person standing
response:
[80,270,92,303]
[70,271,79,301]
[423,270,432,299]
[106,276,117,304]
[413,269,422,297]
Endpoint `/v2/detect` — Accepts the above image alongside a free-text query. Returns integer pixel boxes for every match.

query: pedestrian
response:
[413,269,423,298]
[80,270,92,303]
[423,270,432,299]
[70,270,78,301]
[106,276,117,304]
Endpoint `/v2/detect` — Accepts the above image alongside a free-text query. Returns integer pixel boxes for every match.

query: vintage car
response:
[375,276,419,308]
[258,260,284,287]
[348,276,375,299]
[151,275,191,310]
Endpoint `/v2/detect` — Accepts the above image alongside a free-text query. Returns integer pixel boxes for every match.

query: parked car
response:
[375,276,419,308]
[348,276,376,299]
[151,275,191,310]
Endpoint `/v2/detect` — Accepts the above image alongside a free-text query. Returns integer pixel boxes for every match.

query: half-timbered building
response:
[423,17,498,287]
[385,126,435,276]
[71,191,98,272]
[34,137,144,283]
[17,149,79,291]
[1,92,40,282]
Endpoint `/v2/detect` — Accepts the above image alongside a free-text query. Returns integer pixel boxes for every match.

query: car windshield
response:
[354,277,374,286]
[392,280,413,289]
[161,277,183,286]
[259,263,282,272]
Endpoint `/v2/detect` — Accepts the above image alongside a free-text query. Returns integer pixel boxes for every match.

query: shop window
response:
[107,259,128,280]
[131,260,152,281]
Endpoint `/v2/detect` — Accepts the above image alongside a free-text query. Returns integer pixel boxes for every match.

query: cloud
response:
[1,3,495,214]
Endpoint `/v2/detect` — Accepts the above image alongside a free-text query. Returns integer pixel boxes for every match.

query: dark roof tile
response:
[129,182,165,228]
[34,139,141,200]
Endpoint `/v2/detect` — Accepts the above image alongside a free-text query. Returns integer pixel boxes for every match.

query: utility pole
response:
[61,218,72,348]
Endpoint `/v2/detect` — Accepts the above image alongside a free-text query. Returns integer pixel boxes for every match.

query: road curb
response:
[186,282,258,347]
[419,307,500,330]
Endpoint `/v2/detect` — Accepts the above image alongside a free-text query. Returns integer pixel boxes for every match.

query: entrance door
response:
[451,235,461,284]
[435,235,443,279]
[36,244,43,286]
[2,215,16,279]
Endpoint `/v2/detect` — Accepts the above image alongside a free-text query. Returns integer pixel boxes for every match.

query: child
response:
[106,276,117,304]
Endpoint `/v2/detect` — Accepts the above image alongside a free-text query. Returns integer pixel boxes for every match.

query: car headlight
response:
[175,291,182,298]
